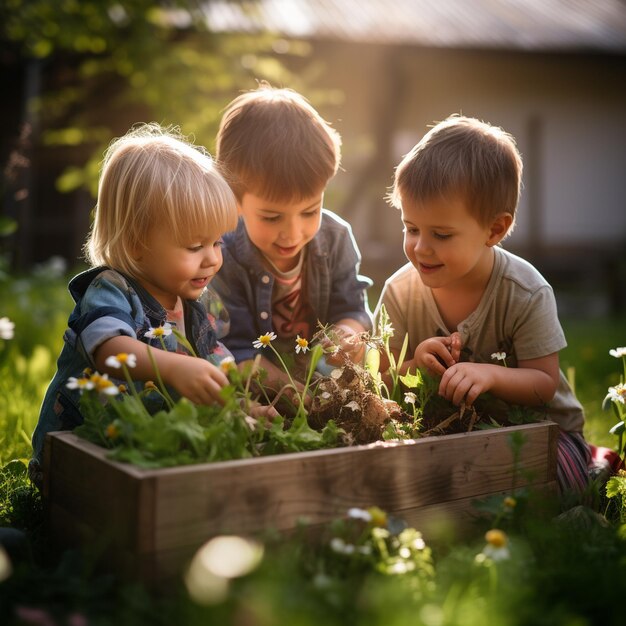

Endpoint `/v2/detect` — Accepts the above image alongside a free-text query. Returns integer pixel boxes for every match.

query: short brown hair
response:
[216,84,342,202]
[389,115,523,226]
[86,123,237,277]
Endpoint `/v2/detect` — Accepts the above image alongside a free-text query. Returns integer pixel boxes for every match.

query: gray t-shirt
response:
[377,246,584,432]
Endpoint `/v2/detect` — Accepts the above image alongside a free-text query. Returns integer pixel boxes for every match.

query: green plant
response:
[69,331,343,468]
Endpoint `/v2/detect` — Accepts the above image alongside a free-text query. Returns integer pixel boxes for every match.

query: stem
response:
[146,346,175,409]
[172,329,198,358]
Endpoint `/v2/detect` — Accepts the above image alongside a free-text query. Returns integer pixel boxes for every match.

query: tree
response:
[0,0,313,267]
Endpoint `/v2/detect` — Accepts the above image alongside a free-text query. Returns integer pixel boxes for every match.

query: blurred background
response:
[1,0,626,317]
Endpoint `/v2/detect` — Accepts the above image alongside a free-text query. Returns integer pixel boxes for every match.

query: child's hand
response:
[414,332,462,376]
[167,356,230,405]
[438,362,494,406]
[247,402,279,422]
[324,324,365,364]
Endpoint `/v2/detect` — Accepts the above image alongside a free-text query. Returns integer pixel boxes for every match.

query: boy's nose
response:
[279,219,299,242]
[414,236,432,255]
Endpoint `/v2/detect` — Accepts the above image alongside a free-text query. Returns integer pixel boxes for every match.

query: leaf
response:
[399,369,423,390]
[365,346,380,378]
[396,333,409,371]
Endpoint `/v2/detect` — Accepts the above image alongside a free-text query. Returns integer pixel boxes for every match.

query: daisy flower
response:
[145,323,173,339]
[609,347,626,359]
[295,336,309,354]
[482,529,510,561]
[66,376,95,392]
[90,373,120,396]
[347,507,372,522]
[404,392,417,405]
[0,317,15,340]
[607,383,626,405]
[253,332,277,349]
[219,356,236,373]
[491,352,507,363]
[105,353,137,369]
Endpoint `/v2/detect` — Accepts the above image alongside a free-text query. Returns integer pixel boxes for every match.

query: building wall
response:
[304,42,626,313]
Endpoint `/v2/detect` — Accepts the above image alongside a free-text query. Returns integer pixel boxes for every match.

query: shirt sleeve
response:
[511,284,567,360]
[326,220,373,330]
[69,271,138,367]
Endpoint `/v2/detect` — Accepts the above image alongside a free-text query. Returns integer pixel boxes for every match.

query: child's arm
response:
[438,353,560,407]
[94,335,229,406]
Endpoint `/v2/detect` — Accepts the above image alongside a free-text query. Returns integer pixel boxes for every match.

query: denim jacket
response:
[212,209,373,363]
[31,267,228,465]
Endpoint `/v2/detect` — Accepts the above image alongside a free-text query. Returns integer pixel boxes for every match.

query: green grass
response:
[561,315,626,449]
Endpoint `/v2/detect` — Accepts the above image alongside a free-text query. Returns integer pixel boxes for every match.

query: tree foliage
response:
[0,0,313,195]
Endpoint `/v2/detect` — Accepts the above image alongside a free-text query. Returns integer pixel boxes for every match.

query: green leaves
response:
[74,381,343,469]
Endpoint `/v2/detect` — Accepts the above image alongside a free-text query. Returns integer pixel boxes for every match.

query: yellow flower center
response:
[105,424,119,439]
[367,506,388,528]
[503,497,517,509]
[116,353,130,363]
[485,529,507,548]
[296,337,308,348]
[152,328,165,337]
[259,334,273,346]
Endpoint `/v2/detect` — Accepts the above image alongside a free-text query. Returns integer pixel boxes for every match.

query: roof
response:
[201,0,626,52]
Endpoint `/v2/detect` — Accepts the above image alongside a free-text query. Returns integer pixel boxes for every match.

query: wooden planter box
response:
[43,421,558,584]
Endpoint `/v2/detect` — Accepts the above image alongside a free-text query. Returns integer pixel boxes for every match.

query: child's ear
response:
[487,212,513,246]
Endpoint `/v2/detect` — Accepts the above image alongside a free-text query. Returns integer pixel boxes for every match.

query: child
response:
[376,114,590,498]
[212,85,372,389]
[30,123,275,484]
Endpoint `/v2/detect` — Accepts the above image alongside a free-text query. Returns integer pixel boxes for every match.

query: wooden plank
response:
[44,432,155,554]
[149,422,556,550]
[44,421,559,583]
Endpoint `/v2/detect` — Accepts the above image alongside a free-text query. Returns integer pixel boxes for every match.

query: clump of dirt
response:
[307,361,409,444]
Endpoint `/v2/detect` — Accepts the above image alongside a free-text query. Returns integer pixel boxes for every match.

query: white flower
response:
[253,332,276,349]
[609,347,626,359]
[91,373,121,396]
[105,353,137,369]
[607,383,626,405]
[404,392,417,405]
[412,536,426,550]
[0,317,15,340]
[481,529,510,561]
[388,560,415,574]
[491,352,507,362]
[145,323,173,339]
[66,376,95,392]
[295,335,309,354]
[219,356,236,373]
[347,507,372,522]
[330,538,355,555]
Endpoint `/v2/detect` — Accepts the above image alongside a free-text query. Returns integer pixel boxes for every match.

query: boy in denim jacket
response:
[213,85,372,388]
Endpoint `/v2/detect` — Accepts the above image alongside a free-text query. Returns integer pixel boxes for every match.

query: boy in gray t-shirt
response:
[376,114,589,498]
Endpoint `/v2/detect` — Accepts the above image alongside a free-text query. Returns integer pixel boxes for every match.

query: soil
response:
[306,360,536,445]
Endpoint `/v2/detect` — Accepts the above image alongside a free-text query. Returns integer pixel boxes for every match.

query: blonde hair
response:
[85,123,238,277]
[216,84,342,202]
[389,115,523,227]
